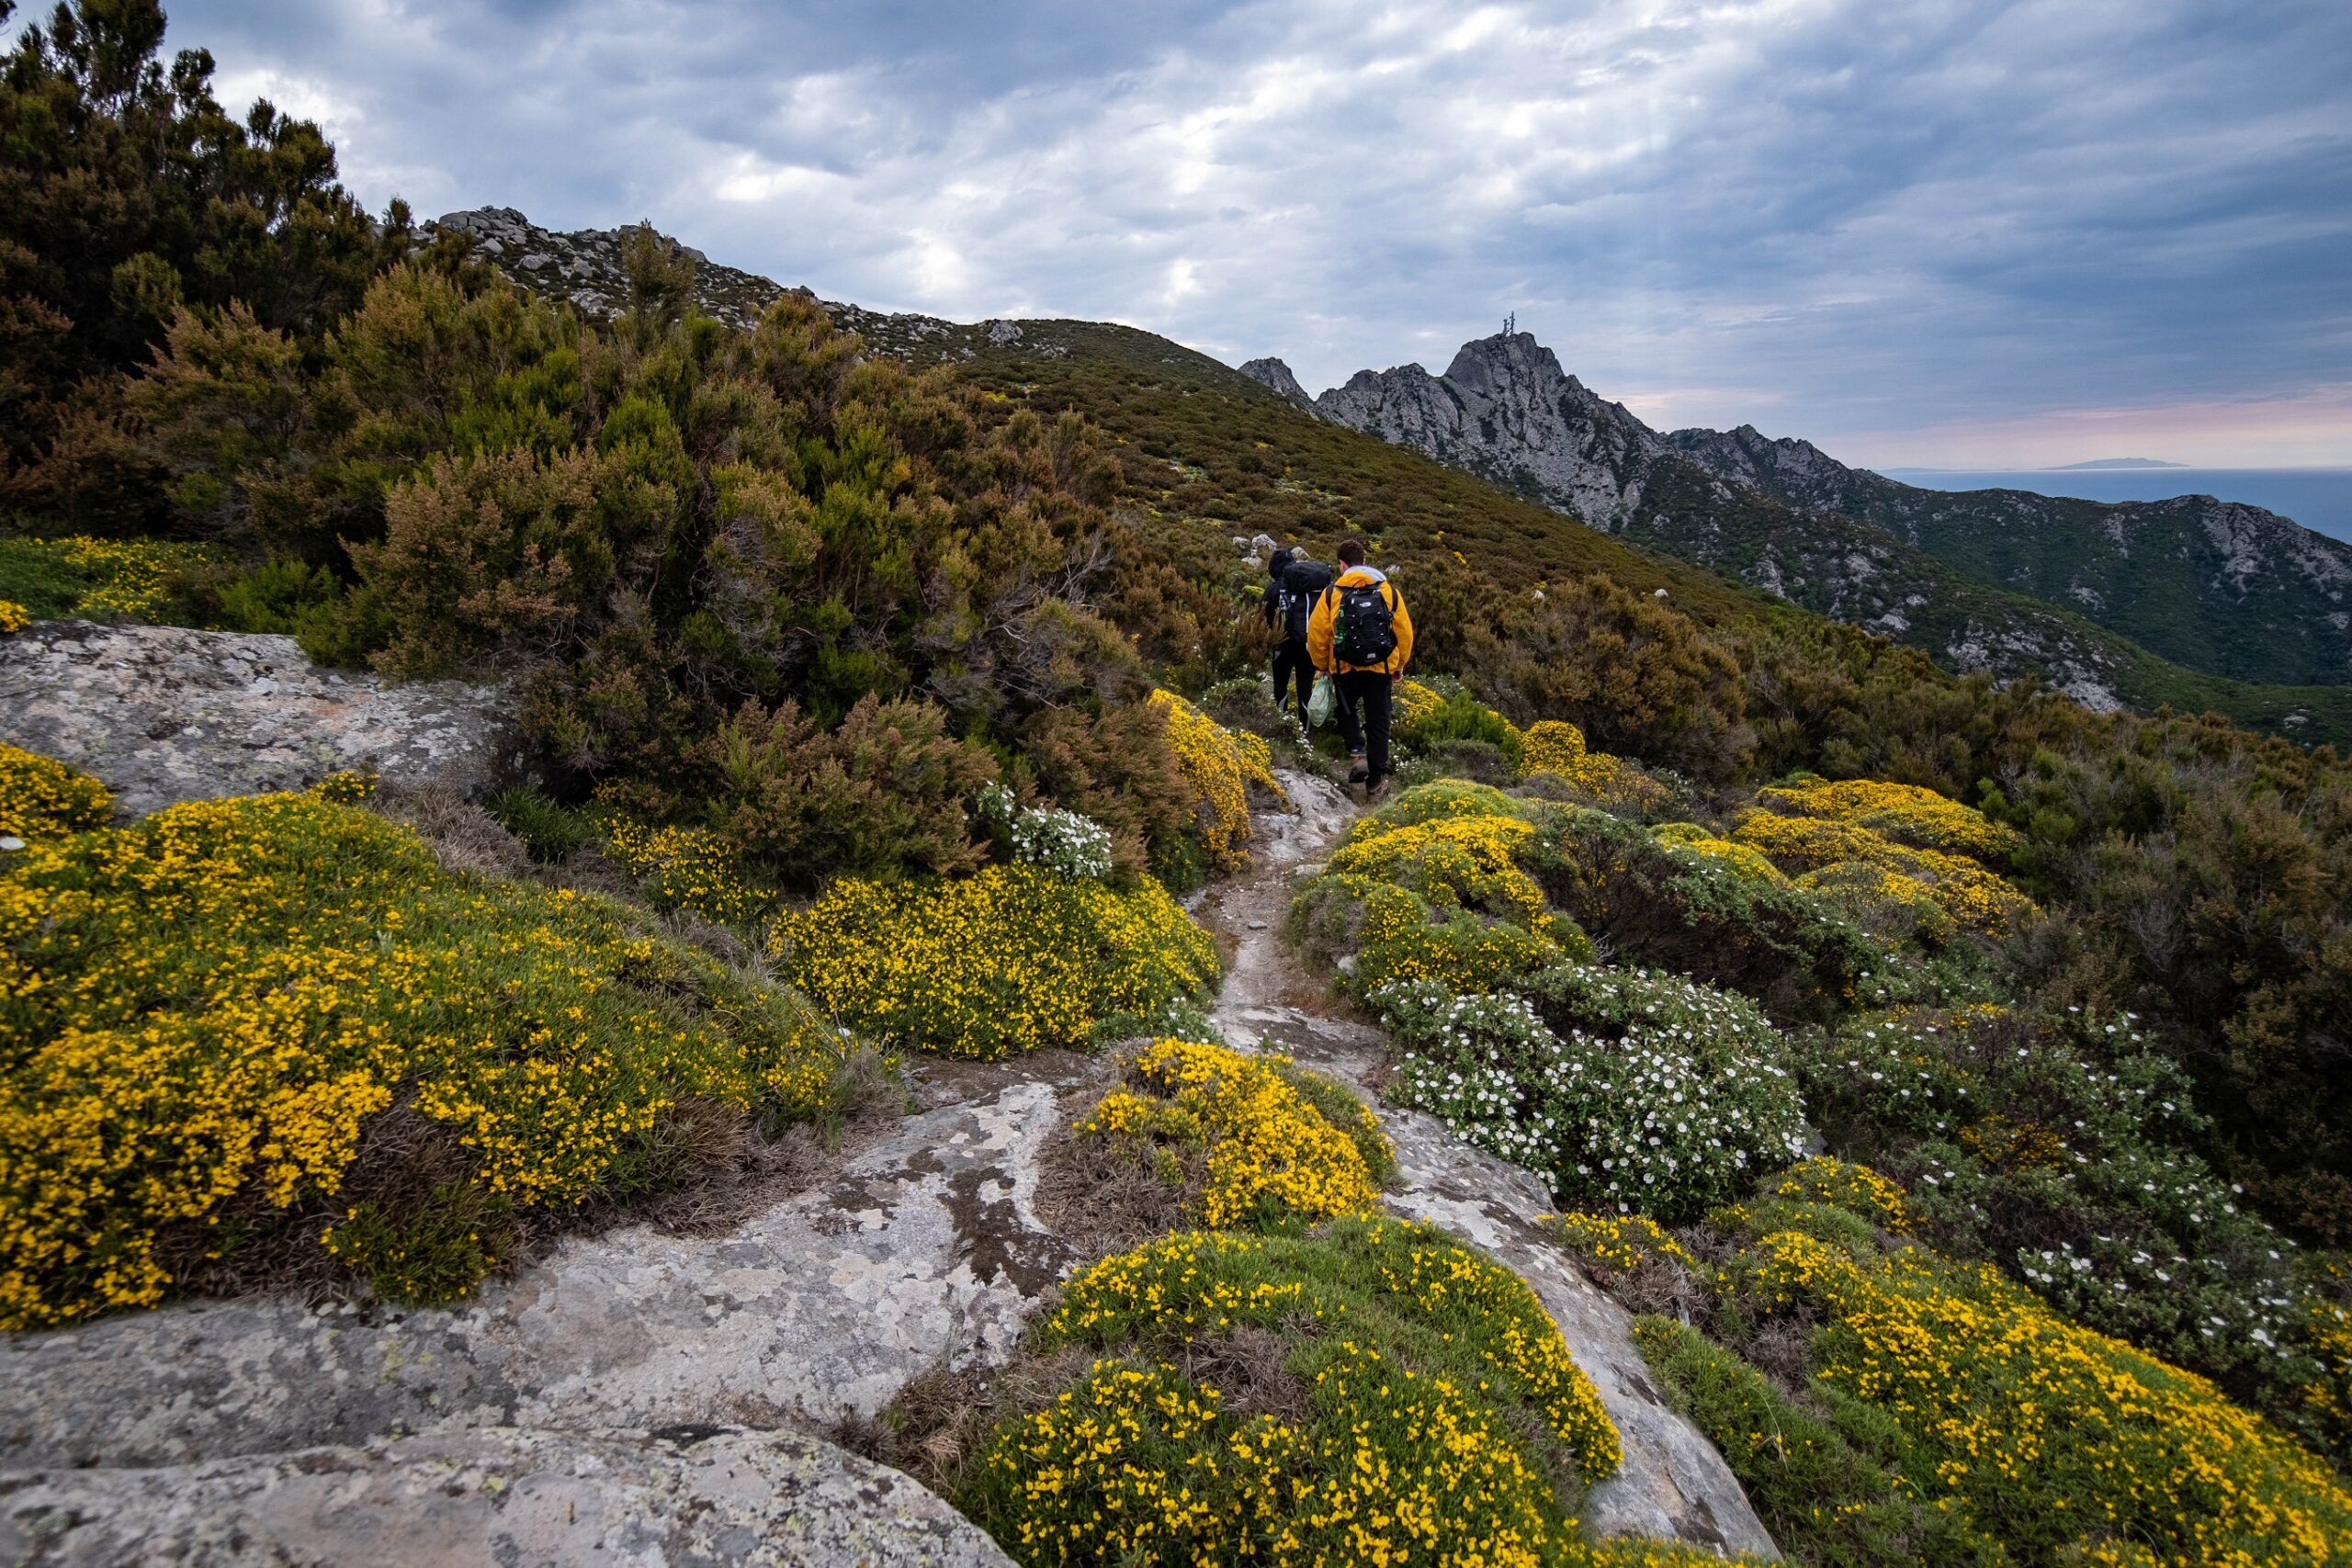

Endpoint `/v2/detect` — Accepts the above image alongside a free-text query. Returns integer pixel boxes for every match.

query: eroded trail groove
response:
[1192,770,1777,1556]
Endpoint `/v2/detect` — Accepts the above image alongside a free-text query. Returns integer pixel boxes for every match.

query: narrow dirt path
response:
[1194,766,1378,1057]
[1188,772,1780,1559]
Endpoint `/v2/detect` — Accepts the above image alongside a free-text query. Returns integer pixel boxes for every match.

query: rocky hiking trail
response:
[0,760,1771,1564]
[1193,770,1774,1556]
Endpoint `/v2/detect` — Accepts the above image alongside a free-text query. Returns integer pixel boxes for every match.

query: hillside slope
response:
[1666,423,2352,685]
[425,209,2352,748]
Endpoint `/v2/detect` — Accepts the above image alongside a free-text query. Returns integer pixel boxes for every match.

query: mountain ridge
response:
[1295,332,2352,691]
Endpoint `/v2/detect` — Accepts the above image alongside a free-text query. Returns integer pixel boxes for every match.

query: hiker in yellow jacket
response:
[1306,536,1414,799]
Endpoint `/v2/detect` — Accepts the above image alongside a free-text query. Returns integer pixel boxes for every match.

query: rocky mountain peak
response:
[1305,329,1663,526]
[1237,355,1322,416]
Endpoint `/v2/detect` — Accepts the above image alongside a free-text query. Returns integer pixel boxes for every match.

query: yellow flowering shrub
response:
[0,743,113,840]
[1078,1040,1387,1227]
[966,1220,1630,1567]
[1769,1156,1910,1233]
[0,788,850,1327]
[1355,777,1525,830]
[1730,1224,2352,1566]
[1152,688,1276,871]
[1649,822,1788,886]
[1298,781,1577,998]
[1517,719,1670,812]
[1333,874,1566,994]
[597,815,761,925]
[1230,727,1289,806]
[0,535,217,622]
[1758,775,2025,864]
[1330,810,1551,930]
[0,600,28,634]
[1550,1213,1697,1275]
[1393,677,1447,732]
[1732,809,2038,937]
[772,864,1217,1059]
[1519,719,1593,778]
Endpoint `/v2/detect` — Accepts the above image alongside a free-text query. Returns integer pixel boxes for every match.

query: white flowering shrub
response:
[974,783,1114,881]
[1011,804,1115,881]
[976,781,1018,829]
[1374,966,1808,1220]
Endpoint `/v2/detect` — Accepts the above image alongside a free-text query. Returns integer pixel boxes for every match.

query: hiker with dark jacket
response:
[1306,537,1414,798]
[1261,547,1333,732]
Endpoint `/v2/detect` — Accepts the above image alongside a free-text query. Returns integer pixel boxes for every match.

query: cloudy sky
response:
[123,0,2352,466]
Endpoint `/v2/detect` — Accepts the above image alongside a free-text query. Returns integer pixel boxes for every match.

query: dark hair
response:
[1270,546,1295,575]
[1337,537,1367,566]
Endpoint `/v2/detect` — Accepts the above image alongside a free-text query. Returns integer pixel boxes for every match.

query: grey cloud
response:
[136,0,2352,462]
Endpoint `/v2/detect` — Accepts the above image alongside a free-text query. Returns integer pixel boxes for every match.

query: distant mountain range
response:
[428,207,2352,736]
[1243,337,2352,695]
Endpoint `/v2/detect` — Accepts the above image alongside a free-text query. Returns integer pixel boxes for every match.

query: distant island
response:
[2049,457,2186,470]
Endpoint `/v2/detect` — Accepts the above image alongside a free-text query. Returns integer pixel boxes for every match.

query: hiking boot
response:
[1347,756,1369,784]
[1363,779,1390,804]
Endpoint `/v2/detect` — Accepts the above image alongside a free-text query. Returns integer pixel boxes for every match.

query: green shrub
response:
[1630,1316,1999,1568]
[207,556,345,638]
[1522,805,1877,1022]
[485,784,595,863]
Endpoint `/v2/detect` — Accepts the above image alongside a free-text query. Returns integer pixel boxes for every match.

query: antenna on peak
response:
[1503,310,1516,335]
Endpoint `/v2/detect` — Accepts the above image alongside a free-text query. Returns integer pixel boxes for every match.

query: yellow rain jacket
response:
[1307,566,1414,677]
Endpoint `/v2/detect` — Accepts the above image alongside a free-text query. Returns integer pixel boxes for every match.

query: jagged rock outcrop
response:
[0,622,523,818]
[1,1426,1013,1567]
[1237,355,1322,416]
[0,1079,1076,1469]
[1315,333,1662,526]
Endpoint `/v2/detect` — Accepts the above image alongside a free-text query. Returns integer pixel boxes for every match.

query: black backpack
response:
[1279,558,1334,642]
[1334,580,1397,664]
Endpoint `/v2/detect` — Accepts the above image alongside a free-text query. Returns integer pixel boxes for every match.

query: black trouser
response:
[1334,670,1392,785]
[1271,637,1313,719]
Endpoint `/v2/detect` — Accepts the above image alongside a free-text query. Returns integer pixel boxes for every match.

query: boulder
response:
[0,622,522,818]
[0,1081,1073,1469]
[0,1425,1012,1567]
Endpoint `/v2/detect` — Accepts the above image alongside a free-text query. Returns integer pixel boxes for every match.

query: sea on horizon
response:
[1877,467,2352,546]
